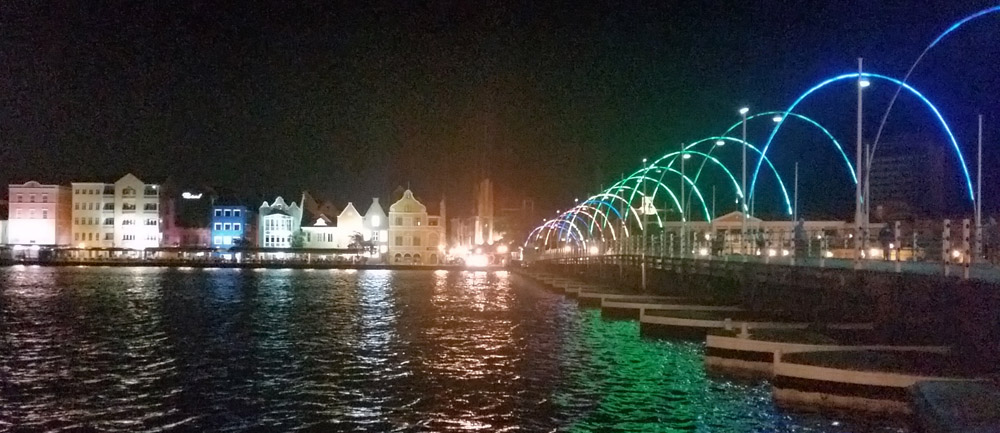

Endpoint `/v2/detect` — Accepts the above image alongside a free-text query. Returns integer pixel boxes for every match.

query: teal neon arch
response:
[722,112,856,184]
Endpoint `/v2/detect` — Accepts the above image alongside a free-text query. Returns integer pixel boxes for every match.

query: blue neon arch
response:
[750,72,975,204]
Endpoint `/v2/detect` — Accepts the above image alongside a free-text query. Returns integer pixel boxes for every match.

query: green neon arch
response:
[652,149,746,213]
[670,137,790,215]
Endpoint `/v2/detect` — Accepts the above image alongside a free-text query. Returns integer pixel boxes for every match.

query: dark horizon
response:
[2,1,998,220]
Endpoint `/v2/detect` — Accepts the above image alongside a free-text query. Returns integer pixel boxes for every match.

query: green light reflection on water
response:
[551,309,850,433]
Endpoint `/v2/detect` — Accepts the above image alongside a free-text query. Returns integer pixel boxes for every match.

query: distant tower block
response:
[474,178,495,245]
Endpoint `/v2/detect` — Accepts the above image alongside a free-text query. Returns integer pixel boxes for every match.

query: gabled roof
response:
[338,202,361,219]
[389,189,426,213]
[713,211,762,223]
[363,197,385,218]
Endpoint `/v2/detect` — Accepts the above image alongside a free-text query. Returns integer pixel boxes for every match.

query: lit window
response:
[371,215,381,226]
[223,236,232,245]
[213,236,222,245]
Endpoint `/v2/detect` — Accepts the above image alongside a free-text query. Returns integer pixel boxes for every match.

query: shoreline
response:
[1,260,508,272]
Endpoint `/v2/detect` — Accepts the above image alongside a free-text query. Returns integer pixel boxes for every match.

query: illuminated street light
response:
[739,107,749,115]
[772,115,783,122]
[682,153,692,159]
[859,79,871,88]
[715,140,725,146]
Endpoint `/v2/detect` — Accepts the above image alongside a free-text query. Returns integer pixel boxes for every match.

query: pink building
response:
[8,181,72,245]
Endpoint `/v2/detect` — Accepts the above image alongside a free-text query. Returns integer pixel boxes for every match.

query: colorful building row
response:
[4,173,447,264]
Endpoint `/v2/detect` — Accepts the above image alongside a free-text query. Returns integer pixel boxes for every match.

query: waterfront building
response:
[257,196,302,248]
[7,181,72,246]
[160,184,213,248]
[387,189,445,264]
[70,173,161,250]
[363,198,389,256]
[211,204,249,249]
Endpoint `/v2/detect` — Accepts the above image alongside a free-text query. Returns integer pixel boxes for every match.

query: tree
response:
[291,230,305,248]
[348,232,365,256]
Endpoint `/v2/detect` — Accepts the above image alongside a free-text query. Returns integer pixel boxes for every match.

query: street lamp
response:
[772,115,783,123]
[740,107,749,256]
[641,157,648,290]
[715,140,725,146]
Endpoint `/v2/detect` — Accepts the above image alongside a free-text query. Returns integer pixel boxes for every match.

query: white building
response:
[7,181,72,246]
[71,173,162,250]
[258,196,302,248]
[363,198,389,255]
[388,189,445,265]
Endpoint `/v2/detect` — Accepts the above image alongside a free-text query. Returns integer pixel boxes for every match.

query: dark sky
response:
[1,0,998,219]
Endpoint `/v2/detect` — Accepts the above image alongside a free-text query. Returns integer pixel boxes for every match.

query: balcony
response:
[143,186,158,197]
[121,203,136,213]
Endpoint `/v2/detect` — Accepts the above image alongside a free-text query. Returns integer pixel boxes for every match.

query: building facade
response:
[258,196,302,248]
[7,181,72,246]
[388,189,445,264]
[71,173,161,250]
[211,205,248,249]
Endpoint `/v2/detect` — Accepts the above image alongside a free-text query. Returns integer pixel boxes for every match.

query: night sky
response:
[2,1,998,219]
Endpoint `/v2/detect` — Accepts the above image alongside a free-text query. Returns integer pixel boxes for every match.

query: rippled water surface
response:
[1,267,910,432]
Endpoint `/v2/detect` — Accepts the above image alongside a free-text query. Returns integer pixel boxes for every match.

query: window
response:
[144,203,157,211]
[88,233,93,241]
[215,209,222,217]
[122,203,136,211]
[74,217,79,225]
[103,186,114,195]
[75,233,79,241]
[213,236,222,245]
[41,194,48,203]
[412,236,421,247]
[29,194,35,203]
[429,219,438,226]
[371,215,381,226]
[234,223,241,231]
[74,189,79,195]
[122,187,136,197]
[223,223,231,231]
[75,203,80,210]
[395,236,403,246]
[104,203,114,210]
[415,218,422,226]
[224,210,231,217]
[145,219,157,226]
[306,233,311,242]
[143,186,157,196]
[104,218,114,225]
[87,202,93,210]
[122,219,134,225]
[29,209,35,219]
[234,210,241,217]
[395,217,403,226]
[42,209,48,219]
[123,234,135,241]
[146,234,158,241]
[214,223,222,231]
[104,233,113,240]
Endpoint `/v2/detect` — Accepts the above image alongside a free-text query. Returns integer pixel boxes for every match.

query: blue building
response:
[211,205,248,249]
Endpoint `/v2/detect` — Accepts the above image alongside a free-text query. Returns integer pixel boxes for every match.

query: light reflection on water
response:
[0,267,909,432]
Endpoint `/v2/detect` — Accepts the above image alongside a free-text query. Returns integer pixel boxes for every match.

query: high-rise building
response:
[869,136,946,220]
[7,181,72,246]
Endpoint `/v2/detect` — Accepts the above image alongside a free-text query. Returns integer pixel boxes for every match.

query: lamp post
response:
[854,58,866,270]
[976,114,983,262]
[740,107,749,256]
[641,158,648,290]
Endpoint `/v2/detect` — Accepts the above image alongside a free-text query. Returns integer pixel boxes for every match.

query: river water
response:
[0,266,909,432]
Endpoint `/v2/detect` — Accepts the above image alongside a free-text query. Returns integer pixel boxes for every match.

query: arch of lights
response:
[750,72,975,205]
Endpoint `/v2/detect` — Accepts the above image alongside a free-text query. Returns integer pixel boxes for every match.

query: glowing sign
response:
[182,192,202,200]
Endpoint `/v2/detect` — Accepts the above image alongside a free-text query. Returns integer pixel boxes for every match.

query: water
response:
[0,266,910,432]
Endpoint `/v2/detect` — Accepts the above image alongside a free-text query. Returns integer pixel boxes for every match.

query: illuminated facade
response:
[258,196,302,248]
[211,205,248,248]
[388,189,445,264]
[71,173,161,249]
[363,198,389,255]
[7,181,72,245]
